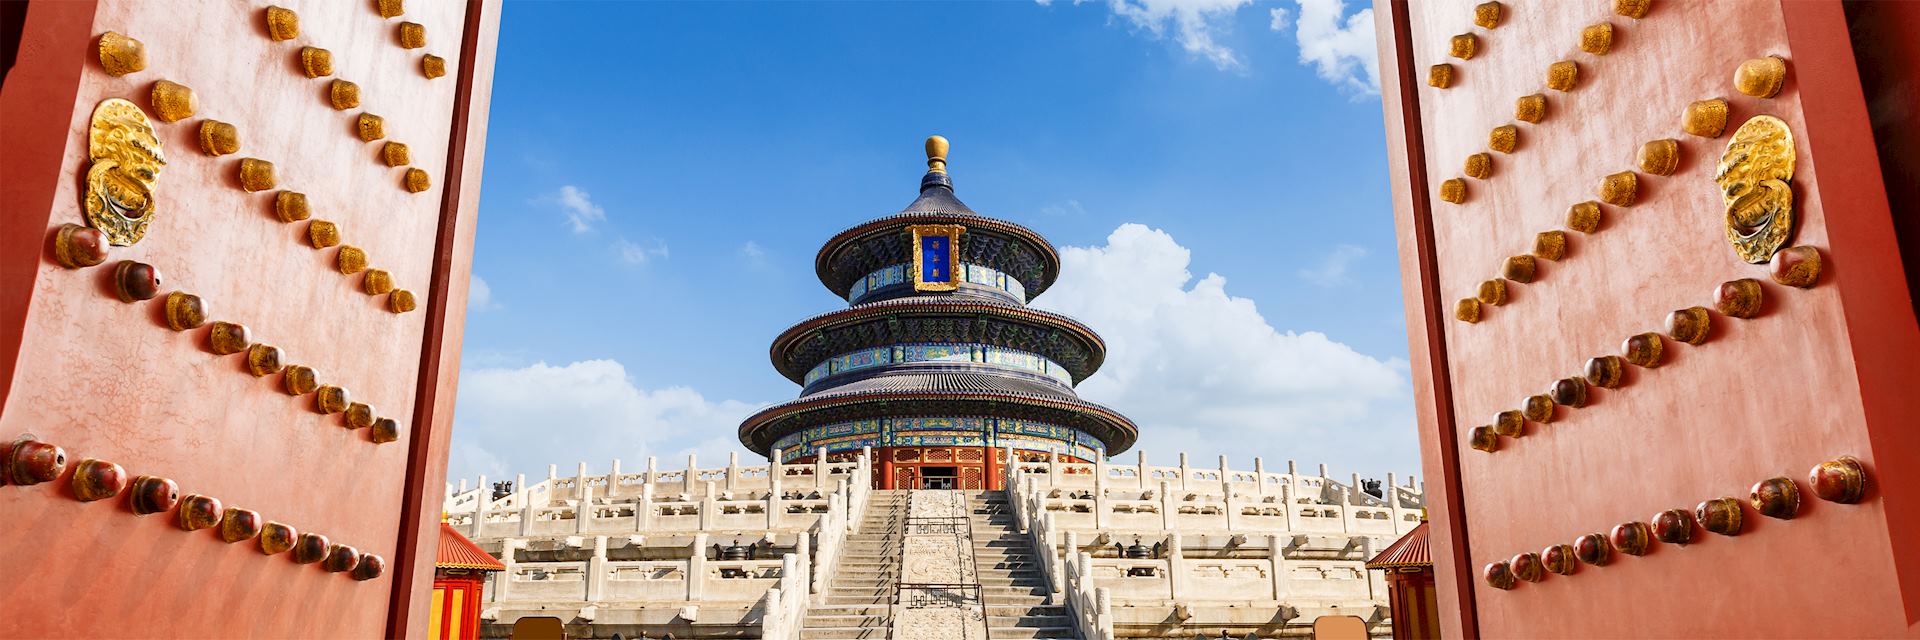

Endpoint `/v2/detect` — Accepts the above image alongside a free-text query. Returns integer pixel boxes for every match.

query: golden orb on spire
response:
[925,135,949,174]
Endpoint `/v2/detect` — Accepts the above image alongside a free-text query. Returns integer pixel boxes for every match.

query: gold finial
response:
[925,135,949,174]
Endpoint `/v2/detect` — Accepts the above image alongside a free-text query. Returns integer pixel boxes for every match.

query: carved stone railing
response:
[757,554,808,640]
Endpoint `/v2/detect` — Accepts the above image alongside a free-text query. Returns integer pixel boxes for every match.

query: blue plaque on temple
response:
[920,236,951,283]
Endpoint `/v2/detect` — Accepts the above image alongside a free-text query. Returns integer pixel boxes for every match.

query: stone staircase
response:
[797,490,1078,640]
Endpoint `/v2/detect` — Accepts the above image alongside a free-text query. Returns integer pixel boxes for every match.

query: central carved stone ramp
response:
[800,490,1075,640]
[968,491,1077,640]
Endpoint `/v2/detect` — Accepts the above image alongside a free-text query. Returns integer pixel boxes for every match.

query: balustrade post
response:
[1386,472,1403,528]
[770,448,784,484]
[1094,455,1108,492]
[587,536,608,601]
[518,498,534,537]
[795,531,811,595]
[1166,533,1184,601]
[514,473,527,506]
[1094,484,1109,530]
[496,539,521,602]
[727,452,740,492]
[689,533,708,601]
[1284,484,1300,531]
[1135,450,1149,490]
[639,483,655,531]
[1159,480,1173,531]
[686,454,699,494]
[576,484,594,534]
[1178,453,1190,491]
[608,458,623,498]
[646,456,658,486]
[1269,534,1289,601]
[1254,457,1267,496]
[768,475,783,529]
[1048,450,1061,486]
[700,481,717,530]
[1224,490,1239,530]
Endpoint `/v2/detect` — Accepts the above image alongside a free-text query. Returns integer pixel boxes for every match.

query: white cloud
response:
[739,241,766,259]
[1094,0,1256,70]
[467,274,500,312]
[1286,0,1380,94]
[615,237,670,265]
[1268,7,1292,31]
[555,185,607,233]
[1040,199,1087,217]
[1296,243,1368,287]
[448,359,760,485]
[1035,224,1417,478]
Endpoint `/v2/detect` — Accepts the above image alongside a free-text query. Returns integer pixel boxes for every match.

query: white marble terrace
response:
[1004,451,1426,640]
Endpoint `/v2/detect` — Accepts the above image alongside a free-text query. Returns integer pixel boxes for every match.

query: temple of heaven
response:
[737,137,1137,490]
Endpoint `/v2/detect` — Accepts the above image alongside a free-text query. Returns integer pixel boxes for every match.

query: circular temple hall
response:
[737,137,1137,490]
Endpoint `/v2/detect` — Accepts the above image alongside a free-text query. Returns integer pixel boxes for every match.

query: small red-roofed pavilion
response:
[432,523,505,640]
[1367,519,1436,640]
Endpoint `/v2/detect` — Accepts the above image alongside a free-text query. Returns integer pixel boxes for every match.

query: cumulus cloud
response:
[1035,224,1416,478]
[1091,0,1256,70]
[615,237,670,265]
[1268,7,1292,31]
[555,185,607,233]
[467,274,499,312]
[447,360,760,485]
[1296,243,1368,287]
[1285,0,1379,94]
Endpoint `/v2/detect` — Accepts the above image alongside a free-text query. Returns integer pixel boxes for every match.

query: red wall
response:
[0,2,499,637]
[1375,0,1920,636]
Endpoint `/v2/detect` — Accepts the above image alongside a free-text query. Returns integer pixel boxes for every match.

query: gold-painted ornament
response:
[284,365,320,396]
[1501,255,1535,283]
[1493,410,1524,438]
[1622,332,1664,368]
[1476,279,1507,306]
[377,0,405,18]
[370,418,402,444]
[329,79,361,110]
[1566,201,1602,233]
[1598,171,1638,207]
[363,269,395,295]
[238,158,277,192]
[265,6,300,41]
[1637,139,1679,176]
[337,246,369,274]
[1584,355,1625,388]
[1716,116,1798,263]
[84,98,166,246]
[1449,34,1478,60]
[247,343,285,377]
[96,31,148,77]
[398,22,426,49]
[308,220,341,248]
[149,80,197,123]
[1580,23,1613,55]
[422,54,447,79]
[198,120,239,156]
[1683,99,1729,138]
[1429,64,1454,89]
[1664,307,1711,345]
[357,114,386,141]
[316,385,351,414]
[1770,245,1822,288]
[164,291,207,331]
[1615,0,1651,19]
[1522,394,1555,423]
[1714,278,1764,318]
[1533,231,1567,261]
[346,402,377,429]
[293,48,332,81]
[1473,2,1502,29]
[1547,60,1578,92]
[1438,178,1466,204]
[1465,153,1492,179]
[1489,125,1517,154]
[1514,94,1546,123]
[382,142,411,167]
[404,168,431,193]
[275,191,311,223]
[209,321,252,355]
[388,289,418,313]
[1734,56,1787,98]
[54,224,112,269]
[1455,298,1481,324]
[1469,426,1498,453]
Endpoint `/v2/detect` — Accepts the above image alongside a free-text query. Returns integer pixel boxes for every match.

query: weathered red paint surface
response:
[1376,0,1920,636]
[0,1,497,637]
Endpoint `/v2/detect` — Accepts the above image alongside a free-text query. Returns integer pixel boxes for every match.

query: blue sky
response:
[449,0,1421,490]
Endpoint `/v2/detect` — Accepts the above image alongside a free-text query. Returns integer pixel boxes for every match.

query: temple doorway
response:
[919,466,957,489]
